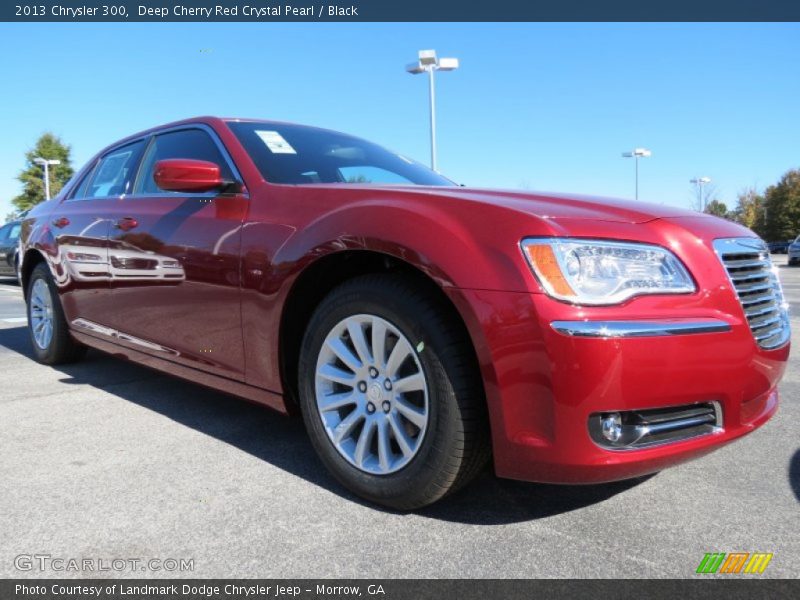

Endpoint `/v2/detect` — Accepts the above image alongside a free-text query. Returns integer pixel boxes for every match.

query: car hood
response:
[388,186,705,224]
[300,183,708,224]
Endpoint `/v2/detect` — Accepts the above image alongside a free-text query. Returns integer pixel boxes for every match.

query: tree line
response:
[710,169,800,242]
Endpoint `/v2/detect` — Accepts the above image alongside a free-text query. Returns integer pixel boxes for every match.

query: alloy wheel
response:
[29,278,54,350]
[314,314,429,475]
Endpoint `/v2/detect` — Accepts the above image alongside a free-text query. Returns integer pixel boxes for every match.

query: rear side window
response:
[76,140,145,200]
[133,129,233,195]
[7,224,21,241]
[70,169,94,200]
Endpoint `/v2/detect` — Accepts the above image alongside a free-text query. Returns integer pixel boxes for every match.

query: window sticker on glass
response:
[255,130,297,154]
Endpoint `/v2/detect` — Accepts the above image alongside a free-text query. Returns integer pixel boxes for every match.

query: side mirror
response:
[153,159,235,193]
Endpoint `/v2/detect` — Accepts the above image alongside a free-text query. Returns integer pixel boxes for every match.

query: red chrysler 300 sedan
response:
[18,117,790,509]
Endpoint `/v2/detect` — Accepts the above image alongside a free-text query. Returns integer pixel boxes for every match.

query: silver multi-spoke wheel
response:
[29,278,54,350]
[315,314,429,475]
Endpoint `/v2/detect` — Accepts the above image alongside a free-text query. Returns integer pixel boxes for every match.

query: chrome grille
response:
[713,238,790,350]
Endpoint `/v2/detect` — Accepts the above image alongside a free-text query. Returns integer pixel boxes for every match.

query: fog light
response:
[601,413,623,442]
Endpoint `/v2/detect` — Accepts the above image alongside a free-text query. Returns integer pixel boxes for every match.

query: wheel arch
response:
[20,248,47,299]
[278,249,493,416]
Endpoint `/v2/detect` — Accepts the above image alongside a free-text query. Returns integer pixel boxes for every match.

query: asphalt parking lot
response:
[0,257,798,579]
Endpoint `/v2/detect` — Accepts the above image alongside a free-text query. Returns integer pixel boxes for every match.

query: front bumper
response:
[451,288,788,484]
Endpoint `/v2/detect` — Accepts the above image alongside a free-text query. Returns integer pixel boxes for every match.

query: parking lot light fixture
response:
[406,49,459,172]
[33,157,61,201]
[621,148,652,201]
[690,177,712,212]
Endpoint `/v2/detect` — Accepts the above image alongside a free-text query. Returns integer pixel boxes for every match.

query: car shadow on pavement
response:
[0,325,649,524]
[790,449,800,503]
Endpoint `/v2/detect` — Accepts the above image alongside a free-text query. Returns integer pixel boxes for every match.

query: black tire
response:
[26,262,87,365]
[298,274,490,510]
[789,259,798,266]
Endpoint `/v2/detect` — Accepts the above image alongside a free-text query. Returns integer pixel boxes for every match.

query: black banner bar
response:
[3,0,800,22]
[2,579,799,600]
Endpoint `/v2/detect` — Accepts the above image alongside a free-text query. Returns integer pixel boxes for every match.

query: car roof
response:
[113,116,349,146]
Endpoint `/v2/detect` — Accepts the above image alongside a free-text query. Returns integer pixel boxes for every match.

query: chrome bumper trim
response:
[551,319,732,338]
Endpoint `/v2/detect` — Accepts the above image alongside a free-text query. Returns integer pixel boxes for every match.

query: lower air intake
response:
[588,402,722,450]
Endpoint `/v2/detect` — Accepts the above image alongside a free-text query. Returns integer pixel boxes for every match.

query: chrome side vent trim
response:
[713,238,790,350]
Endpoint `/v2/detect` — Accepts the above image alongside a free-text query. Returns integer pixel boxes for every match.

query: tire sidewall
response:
[27,264,62,363]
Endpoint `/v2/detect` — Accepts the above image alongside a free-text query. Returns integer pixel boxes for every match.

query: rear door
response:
[104,126,248,380]
[50,140,145,331]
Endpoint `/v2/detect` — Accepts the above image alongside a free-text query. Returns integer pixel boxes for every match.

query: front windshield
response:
[227,121,453,186]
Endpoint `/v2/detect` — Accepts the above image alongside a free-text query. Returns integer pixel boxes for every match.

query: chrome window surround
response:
[551,319,731,338]
[64,123,246,203]
[713,238,790,350]
[65,138,148,202]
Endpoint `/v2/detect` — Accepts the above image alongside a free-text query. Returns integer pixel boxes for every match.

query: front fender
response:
[271,198,542,292]
[238,185,559,395]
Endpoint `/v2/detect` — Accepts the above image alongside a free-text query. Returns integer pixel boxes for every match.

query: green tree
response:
[762,169,800,241]
[12,133,74,212]
[704,199,730,219]
[732,188,766,238]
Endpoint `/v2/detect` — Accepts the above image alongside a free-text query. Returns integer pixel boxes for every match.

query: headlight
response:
[520,238,695,305]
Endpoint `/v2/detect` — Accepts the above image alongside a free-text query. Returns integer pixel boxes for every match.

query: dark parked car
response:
[768,240,791,254]
[0,220,21,278]
[17,117,791,509]
[788,236,800,265]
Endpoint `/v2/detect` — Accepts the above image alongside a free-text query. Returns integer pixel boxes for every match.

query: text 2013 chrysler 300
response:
[19,117,790,509]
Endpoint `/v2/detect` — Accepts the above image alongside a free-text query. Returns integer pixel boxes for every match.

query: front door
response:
[104,127,248,380]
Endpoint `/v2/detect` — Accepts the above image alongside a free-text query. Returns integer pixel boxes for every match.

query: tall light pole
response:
[621,148,651,201]
[406,49,459,172]
[33,157,61,201]
[690,177,712,212]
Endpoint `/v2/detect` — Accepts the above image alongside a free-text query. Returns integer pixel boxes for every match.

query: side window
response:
[81,141,145,200]
[134,129,233,195]
[7,224,21,241]
[0,224,10,243]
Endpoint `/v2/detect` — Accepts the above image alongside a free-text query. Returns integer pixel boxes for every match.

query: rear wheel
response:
[27,263,86,364]
[298,274,490,510]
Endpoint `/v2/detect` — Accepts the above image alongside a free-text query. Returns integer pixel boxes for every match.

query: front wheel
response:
[298,274,490,510]
[27,263,86,364]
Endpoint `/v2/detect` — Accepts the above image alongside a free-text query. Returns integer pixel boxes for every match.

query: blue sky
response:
[1,22,798,218]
